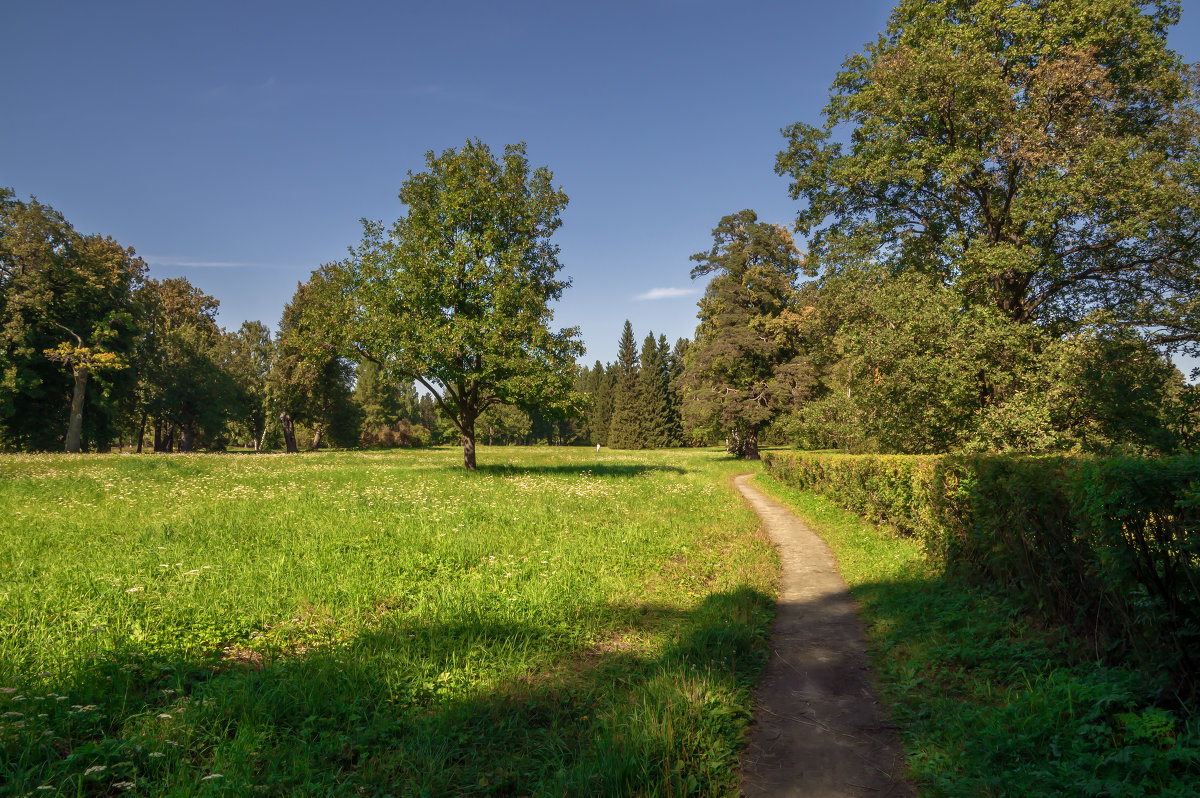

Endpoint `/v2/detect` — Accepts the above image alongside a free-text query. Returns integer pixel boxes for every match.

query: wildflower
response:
[0,687,15,694]
[157,713,172,719]
[84,764,107,776]
[114,782,136,790]
[126,587,144,593]
[201,774,223,781]
[148,752,165,759]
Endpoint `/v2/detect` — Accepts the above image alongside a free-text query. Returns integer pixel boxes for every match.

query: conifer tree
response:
[607,320,645,448]
[658,334,683,446]
[590,362,614,445]
[638,332,674,448]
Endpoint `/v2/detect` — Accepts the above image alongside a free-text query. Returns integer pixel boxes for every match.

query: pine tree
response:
[669,338,691,445]
[607,320,645,448]
[638,332,674,448]
[591,363,614,445]
[658,334,683,446]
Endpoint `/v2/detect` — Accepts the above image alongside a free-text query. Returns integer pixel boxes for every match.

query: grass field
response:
[753,473,1200,797]
[0,447,776,797]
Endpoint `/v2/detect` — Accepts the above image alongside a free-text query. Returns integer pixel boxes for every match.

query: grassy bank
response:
[0,448,775,796]
[753,473,1200,797]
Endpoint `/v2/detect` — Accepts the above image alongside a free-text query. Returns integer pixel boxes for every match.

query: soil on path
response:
[735,474,913,798]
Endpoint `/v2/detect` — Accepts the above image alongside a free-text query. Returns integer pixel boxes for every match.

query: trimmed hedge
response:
[763,451,1200,697]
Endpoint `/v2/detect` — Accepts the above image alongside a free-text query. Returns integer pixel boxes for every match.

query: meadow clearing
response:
[0,448,776,797]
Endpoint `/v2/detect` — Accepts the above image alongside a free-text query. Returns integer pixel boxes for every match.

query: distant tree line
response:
[0,189,441,453]
[574,320,688,449]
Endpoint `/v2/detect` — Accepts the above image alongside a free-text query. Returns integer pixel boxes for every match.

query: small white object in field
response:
[596,443,600,452]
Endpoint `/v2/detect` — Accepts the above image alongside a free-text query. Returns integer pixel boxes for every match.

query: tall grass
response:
[0,448,775,796]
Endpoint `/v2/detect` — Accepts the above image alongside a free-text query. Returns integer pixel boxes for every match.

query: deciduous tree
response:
[333,140,583,470]
[776,0,1200,352]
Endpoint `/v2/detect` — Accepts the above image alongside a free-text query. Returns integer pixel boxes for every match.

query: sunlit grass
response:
[0,447,775,796]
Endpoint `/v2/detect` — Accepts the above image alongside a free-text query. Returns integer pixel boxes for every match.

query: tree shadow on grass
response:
[827,570,1200,796]
[450,462,687,478]
[0,588,771,797]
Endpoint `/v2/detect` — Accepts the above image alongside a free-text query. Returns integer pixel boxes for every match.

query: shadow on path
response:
[734,474,913,798]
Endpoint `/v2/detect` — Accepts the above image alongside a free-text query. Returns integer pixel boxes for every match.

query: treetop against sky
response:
[4,1,1200,365]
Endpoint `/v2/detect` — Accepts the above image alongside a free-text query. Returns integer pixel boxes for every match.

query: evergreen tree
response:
[638,332,674,448]
[683,210,815,459]
[657,334,683,446]
[590,361,614,446]
[668,337,690,443]
[607,320,645,448]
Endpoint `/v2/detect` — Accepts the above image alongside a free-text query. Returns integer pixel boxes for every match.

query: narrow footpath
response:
[734,474,913,798]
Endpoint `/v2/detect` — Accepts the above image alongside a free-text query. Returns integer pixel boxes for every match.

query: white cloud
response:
[633,286,698,301]
[144,256,267,269]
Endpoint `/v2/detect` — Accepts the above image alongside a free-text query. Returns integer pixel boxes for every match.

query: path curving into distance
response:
[734,474,913,798]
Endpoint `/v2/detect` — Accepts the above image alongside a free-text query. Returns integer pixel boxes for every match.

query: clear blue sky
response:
[4,1,1200,367]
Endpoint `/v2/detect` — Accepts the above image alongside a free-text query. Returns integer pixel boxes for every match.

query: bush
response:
[359,419,431,448]
[764,451,1200,698]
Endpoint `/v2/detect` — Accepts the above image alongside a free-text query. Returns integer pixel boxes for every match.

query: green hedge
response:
[763,451,1200,698]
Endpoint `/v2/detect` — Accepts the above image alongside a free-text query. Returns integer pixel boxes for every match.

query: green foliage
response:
[682,210,815,459]
[270,272,359,452]
[753,475,1200,796]
[218,320,274,451]
[0,448,775,795]
[776,0,1200,352]
[607,320,645,449]
[0,190,144,451]
[133,278,244,452]
[764,450,1200,696]
[332,140,584,469]
[787,272,1186,455]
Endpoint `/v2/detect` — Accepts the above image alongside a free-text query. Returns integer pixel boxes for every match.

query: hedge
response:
[763,451,1200,698]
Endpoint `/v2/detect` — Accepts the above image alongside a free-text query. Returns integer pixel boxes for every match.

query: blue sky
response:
[4,1,1200,367]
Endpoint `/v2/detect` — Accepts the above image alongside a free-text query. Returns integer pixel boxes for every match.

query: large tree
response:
[607,320,645,449]
[776,0,1200,352]
[132,278,240,452]
[0,190,143,451]
[333,140,583,470]
[683,210,815,460]
[270,273,358,453]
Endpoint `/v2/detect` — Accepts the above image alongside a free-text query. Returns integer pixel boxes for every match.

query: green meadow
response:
[0,448,776,797]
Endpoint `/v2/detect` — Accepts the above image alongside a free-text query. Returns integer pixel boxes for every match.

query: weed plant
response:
[753,473,1200,797]
[0,448,775,796]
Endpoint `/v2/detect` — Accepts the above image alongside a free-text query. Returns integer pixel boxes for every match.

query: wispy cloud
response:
[144,256,271,269]
[634,286,698,301]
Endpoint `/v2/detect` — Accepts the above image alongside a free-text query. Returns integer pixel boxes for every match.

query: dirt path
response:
[734,474,913,798]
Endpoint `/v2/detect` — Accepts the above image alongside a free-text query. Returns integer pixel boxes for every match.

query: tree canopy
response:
[331,140,583,470]
[683,210,815,459]
[776,0,1200,352]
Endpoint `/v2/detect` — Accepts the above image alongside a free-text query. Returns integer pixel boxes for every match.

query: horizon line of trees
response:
[7,1,1200,461]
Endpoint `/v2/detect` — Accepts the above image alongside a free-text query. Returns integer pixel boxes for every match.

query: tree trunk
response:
[63,365,89,453]
[153,419,164,452]
[280,411,298,453]
[462,408,477,471]
[179,423,194,452]
[166,426,176,452]
[742,427,760,461]
[310,422,324,451]
[136,411,147,453]
[257,423,269,453]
